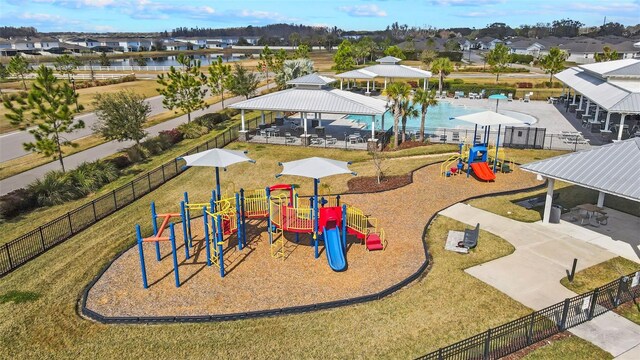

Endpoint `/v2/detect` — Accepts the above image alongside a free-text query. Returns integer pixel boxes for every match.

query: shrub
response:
[517,82,534,88]
[141,138,164,156]
[27,170,82,206]
[159,129,183,144]
[126,146,148,163]
[451,78,464,84]
[177,122,209,139]
[438,51,463,62]
[72,161,118,192]
[105,155,132,169]
[509,54,534,64]
[221,108,241,119]
[0,188,37,220]
[194,113,228,130]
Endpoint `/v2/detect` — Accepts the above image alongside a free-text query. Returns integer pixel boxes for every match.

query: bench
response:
[458,223,480,249]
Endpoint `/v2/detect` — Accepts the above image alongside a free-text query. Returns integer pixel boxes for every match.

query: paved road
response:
[0,85,270,195]
[0,93,167,162]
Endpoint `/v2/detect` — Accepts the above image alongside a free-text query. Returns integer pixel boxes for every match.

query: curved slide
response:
[323,227,347,272]
[470,162,496,181]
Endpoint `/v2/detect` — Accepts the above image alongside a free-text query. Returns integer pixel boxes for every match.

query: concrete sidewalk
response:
[0,85,272,195]
[439,203,640,358]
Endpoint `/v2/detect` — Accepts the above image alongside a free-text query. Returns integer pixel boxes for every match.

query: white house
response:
[164,41,189,51]
[174,37,207,48]
[62,38,100,49]
[10,37,36,51]
[33,37,60,50]
[508,40,545,57]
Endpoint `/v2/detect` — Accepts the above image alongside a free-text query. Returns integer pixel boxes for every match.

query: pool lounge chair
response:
[507,93,513,101]
[452,131,460,143]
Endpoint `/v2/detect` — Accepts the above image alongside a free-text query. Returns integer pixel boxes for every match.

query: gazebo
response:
[555,59,640,141]
[230,73,388,149]
[335,56,432,92]
[521,138,640,224]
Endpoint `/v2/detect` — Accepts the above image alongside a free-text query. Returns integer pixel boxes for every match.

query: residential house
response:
[126,38,152,52]
[206,40,227,49]
[174,37,207,48]
[508,40,545,57]
[10,37,36,51]
[33,37,60,50]
[62,38,100,49]
[164,41,189,51]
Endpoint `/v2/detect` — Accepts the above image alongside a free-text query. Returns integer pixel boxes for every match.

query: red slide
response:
[470,162,496,181]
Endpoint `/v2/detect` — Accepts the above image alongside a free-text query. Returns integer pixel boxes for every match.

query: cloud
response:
[569,2,640,13]
[18,12,79,24]
[338,4,387,17]
[430,0,505,6]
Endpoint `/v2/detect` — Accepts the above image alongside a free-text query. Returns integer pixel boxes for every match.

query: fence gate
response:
[503,127,546,149]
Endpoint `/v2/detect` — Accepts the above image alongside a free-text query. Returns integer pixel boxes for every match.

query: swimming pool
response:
[346,101,535,130]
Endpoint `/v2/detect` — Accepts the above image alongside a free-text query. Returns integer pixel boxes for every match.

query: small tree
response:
[595,46,620,62]
[257,45,274,88]
[208,56,232,108]
[54,54,81,82]
[294,44,310,59]
[333,39,355,71]
[226,63,259,99]
[275,58,314,86]
[134,55,147,66]
[431,57,453,94]
[413,89,438,142]
[420,49,437,68]
[157,54,208,122]
[0,63,8,94]
[8,54,31,90]
[92,91,150,149]
[540,47,567,85]
[486,43,510,82]
[3,65,84,172]
[384,45,406,60]
[370,147,385,184]
[99,52,110,67]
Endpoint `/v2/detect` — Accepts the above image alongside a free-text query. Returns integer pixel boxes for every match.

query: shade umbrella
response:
[488,93,508,112]
[179,149,255,200]
[276,157,356,258]
[454,111,525,173]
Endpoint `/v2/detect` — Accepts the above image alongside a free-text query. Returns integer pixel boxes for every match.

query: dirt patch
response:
[347,174,412,193]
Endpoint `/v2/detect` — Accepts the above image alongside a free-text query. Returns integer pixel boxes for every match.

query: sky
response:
[0,0,639,33]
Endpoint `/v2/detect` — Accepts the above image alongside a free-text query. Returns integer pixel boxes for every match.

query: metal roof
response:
[554,67,639,113]
[286,73,335,86]
[230,87,388,115]
[602,62,640,78]
[578,59,639,77]
[333,69,377,79]
[338,64,431,79]
[376,56,401,64]
[521,138,640,202]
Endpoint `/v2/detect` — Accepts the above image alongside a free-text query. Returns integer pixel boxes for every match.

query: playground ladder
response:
[270,226,285,260]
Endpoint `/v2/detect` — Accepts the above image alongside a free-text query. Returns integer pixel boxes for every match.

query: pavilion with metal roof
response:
[230,73,388,144]
[521,137,640,223]
[335,56,432,92]
[555,59,640,141]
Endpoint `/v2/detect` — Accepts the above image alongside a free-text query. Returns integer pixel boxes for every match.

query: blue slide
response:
[323,227,347,272]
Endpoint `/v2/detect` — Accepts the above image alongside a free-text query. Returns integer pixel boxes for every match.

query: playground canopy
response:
[454,111,526,127]
[276,157,356,258]
[180,148,255,200]
[521,137,640,223]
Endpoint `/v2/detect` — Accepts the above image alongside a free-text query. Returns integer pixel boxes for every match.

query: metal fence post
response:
[4,246,12,269]
[39,227,46,250]
[161,164,166,182]
[147,172,152,192]
[131,181,136,200]
[174,158,179,174]
[113,190,118,209]
[560,298,570,330]
[615,277,626,306]
[92,201,98,221]
[588,288,599,320]
[483,328,492,360]
[67,212,74,234]
[527,312,536,345]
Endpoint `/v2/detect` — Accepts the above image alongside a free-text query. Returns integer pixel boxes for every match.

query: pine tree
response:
[156,54,208,122]
[7,54,31,90]
[208,56,232,108]
[54,54,82,82]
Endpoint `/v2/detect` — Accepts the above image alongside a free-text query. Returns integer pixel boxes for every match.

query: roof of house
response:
[376,56,402,64]
[230,86,388,115]
[286,73,335,86]
[521,138,640,201]
[333,69,377,79]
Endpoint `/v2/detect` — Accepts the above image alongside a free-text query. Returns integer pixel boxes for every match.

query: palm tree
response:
[430,57,453,95]
[399,99,419,143]
[413,89,438,142]
[382,82,411,148]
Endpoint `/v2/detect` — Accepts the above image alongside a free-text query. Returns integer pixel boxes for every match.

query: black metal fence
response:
[0,116,269,276]
[503,127,546,149]
[417,271,640,360]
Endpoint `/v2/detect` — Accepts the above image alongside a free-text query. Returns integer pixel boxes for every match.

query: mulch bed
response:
[347,174,412,193]
[502,332,572,359]
[387,141,428,151]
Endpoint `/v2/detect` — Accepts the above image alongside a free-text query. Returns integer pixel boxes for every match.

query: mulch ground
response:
[347,174,412,193]
[85,163,540,317]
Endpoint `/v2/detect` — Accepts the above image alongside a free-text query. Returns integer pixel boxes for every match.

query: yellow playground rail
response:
[244,188,268,217]
[284,206,313,231]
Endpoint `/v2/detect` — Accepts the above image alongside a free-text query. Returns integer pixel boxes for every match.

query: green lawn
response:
[560,257,640,325]
[521,334,613,360]
[1,141,540,358]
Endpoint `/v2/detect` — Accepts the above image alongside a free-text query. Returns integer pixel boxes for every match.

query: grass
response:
[1,79,160,133]
[521,334,613,360]
[560,257,640,325]
[0,160,536,360]
[0,290,41,304]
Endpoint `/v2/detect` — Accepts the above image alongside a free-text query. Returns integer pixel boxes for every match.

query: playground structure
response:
[134,184,386,288]
[441,138,512,181]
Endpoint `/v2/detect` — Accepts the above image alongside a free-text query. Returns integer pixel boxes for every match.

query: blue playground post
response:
[235,192,243,250]
[150,202,161,261]
[180,201,190,259]
[136,224,148,289]
[493,124,502,173]
[472,124,478,146]
[215,167,221,201]
[216,214,225,278]
[240,189,247,248]
[169,223,180,287]
[203,207,211,266]
[313,178,319,259]
[183,192,192,243]
[342,204,348,252]
[266,187,273,245]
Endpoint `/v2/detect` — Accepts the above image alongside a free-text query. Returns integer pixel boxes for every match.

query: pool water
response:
[347,101,486,130]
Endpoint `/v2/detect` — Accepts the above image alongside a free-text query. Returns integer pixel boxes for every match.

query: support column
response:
[371,115,375,139]
[318,113,322,128]
[572,93,577,105]
[617,113,626,140]
[239,109,248,141]
[366,81,370,93]
[373,80,376,91]
[340,79,343,90]
[423,78,427,91]
[542,178,555,224]
[594,106,600,122]
[300,112,310,146]
[261,110,265,125]
[578,95,584,111]
[384,77,387,89]
[605,112,611,130]
[597,191,605,208]
[585,99,590,116]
